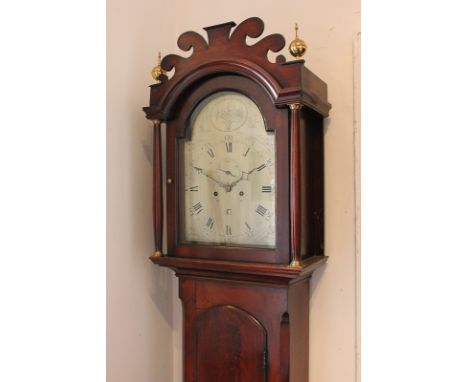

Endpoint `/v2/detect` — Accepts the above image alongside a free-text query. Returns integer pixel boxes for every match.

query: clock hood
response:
[143,17,331,122]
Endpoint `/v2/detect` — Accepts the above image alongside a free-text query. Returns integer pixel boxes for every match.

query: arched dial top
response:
[180,91,276,248]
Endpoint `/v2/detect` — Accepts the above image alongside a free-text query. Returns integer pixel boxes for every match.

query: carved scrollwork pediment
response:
[160,17,287,81]
[144,17,331,120]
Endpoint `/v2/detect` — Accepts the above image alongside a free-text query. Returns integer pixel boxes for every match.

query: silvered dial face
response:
[180,91,276,248]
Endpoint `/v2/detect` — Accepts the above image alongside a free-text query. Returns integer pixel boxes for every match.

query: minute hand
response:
[241,163,266,180]
[226,163,265,192]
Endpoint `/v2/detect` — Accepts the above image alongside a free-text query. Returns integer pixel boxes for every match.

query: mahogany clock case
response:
[143,16,332,382]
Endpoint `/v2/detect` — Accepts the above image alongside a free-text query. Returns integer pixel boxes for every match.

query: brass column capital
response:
[288,103,303,110]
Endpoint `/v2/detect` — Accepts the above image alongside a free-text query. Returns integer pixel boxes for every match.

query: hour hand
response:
[217,168,237,178]
[193,166,229,189]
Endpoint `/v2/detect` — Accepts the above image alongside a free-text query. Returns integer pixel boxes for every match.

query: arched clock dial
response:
[180,91,276,248]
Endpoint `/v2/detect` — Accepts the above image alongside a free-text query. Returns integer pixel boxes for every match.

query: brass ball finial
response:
[151,51,166,84]
[289,23,307,58]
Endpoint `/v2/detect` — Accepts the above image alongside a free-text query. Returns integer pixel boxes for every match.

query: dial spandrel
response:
[180,91,275,248]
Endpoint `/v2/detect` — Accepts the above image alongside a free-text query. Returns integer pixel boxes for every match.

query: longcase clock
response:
[143,17,331,382]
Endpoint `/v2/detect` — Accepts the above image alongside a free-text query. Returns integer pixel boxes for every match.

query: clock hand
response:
[240,162,267,180]
[224,173,247,192]
[193,166,230,190]
[206,173,229,188]
[217,168,237,178]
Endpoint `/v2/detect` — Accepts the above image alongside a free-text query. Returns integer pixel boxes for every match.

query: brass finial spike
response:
[289,23,307,58]
[151,51,166,84]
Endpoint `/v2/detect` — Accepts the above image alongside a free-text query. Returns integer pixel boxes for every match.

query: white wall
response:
[107,1,360,381]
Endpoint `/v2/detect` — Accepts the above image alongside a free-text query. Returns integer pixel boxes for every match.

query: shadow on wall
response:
[310,263,327,301]
[148,266,174,325]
